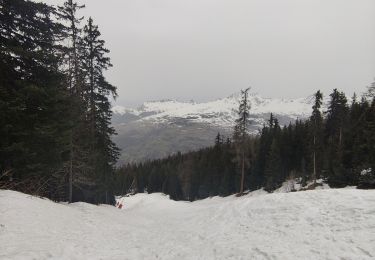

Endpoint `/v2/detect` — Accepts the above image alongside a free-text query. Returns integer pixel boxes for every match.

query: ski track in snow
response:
[0,189,374,260]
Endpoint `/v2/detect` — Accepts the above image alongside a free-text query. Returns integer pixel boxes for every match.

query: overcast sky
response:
[43,0,375,107]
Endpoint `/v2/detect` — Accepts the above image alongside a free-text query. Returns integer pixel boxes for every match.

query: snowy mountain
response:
[112,93,321,163]
[1,188,374,259]
[113,93,316,130]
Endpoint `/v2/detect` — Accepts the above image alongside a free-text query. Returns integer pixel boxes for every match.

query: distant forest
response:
[114,88,375,200]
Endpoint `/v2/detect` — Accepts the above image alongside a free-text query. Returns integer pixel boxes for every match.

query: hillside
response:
[112,93,322,163]
[1,188,374,259]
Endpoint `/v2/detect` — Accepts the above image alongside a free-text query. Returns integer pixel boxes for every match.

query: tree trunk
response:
[69,132,73,203]
[313,135,316,184]
[240,150,245,195]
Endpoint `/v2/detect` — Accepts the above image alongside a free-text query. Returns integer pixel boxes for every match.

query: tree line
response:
[0,0,119,204]
[114,87,375,200]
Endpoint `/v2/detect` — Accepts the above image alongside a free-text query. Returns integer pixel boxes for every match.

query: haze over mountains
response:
[112,92,324,164]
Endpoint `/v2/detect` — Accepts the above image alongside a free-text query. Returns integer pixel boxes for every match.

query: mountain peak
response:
[112,92,321,163]
[112,92,316,129]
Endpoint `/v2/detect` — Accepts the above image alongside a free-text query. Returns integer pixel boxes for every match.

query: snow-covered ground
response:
[1,188,374,260]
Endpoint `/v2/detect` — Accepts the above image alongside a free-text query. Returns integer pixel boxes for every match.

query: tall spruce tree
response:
[215,132,223,147]
[367,80,375,99]
[0,0,70,197]
[58,0,85,95]
[0,0,118,203]
[81,17,119,202]
[58,0,89,202]
[263,115,283,191]
[325,89,349,186]
[233,88,251,195]
[309,90,323,182]
[264,138,282,192]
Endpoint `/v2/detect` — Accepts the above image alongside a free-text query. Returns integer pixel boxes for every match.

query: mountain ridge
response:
[112,92,319,128]
[111,92,324,164]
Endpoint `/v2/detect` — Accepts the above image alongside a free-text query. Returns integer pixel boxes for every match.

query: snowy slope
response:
[112,93,317,129]
[1,188,375,259]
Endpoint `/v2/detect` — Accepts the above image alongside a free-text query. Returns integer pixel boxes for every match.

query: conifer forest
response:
[115,88,375,200]
[1,0,119,203]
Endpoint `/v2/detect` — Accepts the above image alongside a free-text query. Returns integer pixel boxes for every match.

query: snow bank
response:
[1,188,374,259]
[273,178,330,193]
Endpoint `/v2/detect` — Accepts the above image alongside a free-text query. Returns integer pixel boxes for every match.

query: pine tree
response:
[264,138,282,192]
[162,172,183,200]
[340,94,368,185]
[215,132,223,147]
[366,100,375,170]
[325,89,349,186]
[309,90,323,182]
[325,89,348,146]
[0,0,70,198]
[366,80,375,100]
[57,0,88,202]
[0,0,119,203]
[233,88,251,195]
[81,17,119,202]
[58,0,85,95]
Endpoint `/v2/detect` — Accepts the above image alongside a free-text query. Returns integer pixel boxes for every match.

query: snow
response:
[112,93,321,129]
[361,168,372,176]
[112,106,141,116]
[273,178,330,193]
[1,188,375,259]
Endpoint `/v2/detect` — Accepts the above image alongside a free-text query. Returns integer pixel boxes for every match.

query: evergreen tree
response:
[233,88,251,195]
[58,0,85,95]
[263,115,283,190]
[58,0,87,202]
[309,90,323,182]
[215,132,223,147]
[325,89,348,146]
[264,138,282,192]
[340,94,367,185]
[0,0,119,203]
[0,0,70,198]
[162,172,183,200]
[81,17,119,202]
[366,100,375,170]
[325,89,349,186]
[366,80,375,100]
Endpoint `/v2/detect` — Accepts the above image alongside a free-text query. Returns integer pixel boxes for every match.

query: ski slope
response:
[0,188,374,259]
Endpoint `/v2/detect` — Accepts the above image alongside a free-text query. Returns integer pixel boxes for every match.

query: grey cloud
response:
[42,0,375,106]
